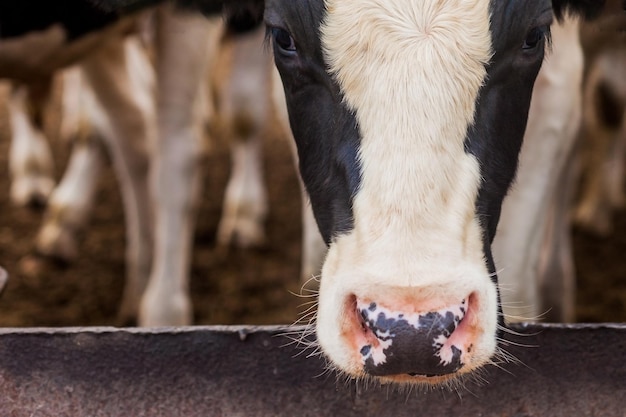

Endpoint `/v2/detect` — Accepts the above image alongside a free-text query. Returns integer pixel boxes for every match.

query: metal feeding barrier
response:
[0,323,624,416]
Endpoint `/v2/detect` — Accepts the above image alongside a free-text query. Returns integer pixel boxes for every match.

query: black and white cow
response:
[261,0,606,385]
[5,0,609,386]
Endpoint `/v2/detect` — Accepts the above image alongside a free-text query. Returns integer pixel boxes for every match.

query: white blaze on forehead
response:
[321,0,492,247]
[316,0,499,381]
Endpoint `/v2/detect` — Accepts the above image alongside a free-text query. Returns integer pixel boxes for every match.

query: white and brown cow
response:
[1,0,272,326]
[1,2,159,324]
[574,5,626,236]
[263,0,606,386]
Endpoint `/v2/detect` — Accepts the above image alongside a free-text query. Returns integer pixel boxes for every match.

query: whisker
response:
[295,309,318,324]
[493,346,527,368]
[500,309,551,322]
[293,301,318,318]
[497,324,541,338]
[488,267,506,280]
[496,335,539,349]
[488,359,516,377]
[288,289,318,298]
[300,275,321,293]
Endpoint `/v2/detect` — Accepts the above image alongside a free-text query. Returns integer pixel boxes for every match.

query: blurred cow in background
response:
[1,1,275,326]
[574,4,626,237]
[494,17,584,323]
[5,79,57,208]
[0,266,7,296]
[1,3,156,324]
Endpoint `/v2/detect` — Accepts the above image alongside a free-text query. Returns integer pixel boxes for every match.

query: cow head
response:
[265,0,605,386]
[92,0,607,387]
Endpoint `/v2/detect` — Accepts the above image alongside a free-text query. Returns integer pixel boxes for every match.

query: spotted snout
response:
[356,299,469,377]
[316,257,498,385]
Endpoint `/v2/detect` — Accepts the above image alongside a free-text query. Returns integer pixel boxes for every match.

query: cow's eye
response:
[271,27,297,56]
[522,26,547,50]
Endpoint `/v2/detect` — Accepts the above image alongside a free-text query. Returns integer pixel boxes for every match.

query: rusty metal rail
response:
[0,324,624,416]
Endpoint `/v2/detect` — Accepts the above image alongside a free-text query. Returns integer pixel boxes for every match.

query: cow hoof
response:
[216,216,266,249]
[35,221,79,263]
[10,177,55,208]
[139,290,192,327]
[18,254,70,281]
[573,204,612,237]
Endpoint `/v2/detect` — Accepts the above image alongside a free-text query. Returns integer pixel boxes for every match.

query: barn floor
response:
[0,82,305,327]
[0,77,625,328]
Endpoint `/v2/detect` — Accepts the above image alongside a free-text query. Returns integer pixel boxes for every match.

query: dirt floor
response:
[0,85,307,327]
[0,81,625,328]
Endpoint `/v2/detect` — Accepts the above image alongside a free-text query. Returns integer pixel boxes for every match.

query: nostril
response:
[358,299,467,341]
[353,301,391,359]
[353,297,470,377]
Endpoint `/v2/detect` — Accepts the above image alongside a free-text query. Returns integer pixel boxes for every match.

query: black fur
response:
[225,0,265,34]
[0,0,249,41]
[90,0,264,20]
[0,0,120,40]
[88,0,163,13]
[552,0,607,20]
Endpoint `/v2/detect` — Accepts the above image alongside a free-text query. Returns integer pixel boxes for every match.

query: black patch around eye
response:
[271,27,297,56]
[522,26,546,50]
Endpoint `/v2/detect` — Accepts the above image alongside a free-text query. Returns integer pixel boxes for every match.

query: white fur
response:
[316,0,497,381]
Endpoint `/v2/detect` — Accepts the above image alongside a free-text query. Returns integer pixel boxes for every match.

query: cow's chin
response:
[315,243,498,387]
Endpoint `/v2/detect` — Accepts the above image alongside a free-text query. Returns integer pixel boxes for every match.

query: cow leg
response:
[494,18,582,322]
[7,82,55,207]
[58,67,84,143]
[299,197,326,290]
[35,139,107,263]
[574,50,626,236]
[139,6,221,326]
[537,148,578,322]
[0,265,7,296]
[34,67,108,262]
[605,123,626,209]
[215,26,270,249]
[573,123,617,236]
[80,35,156,324]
